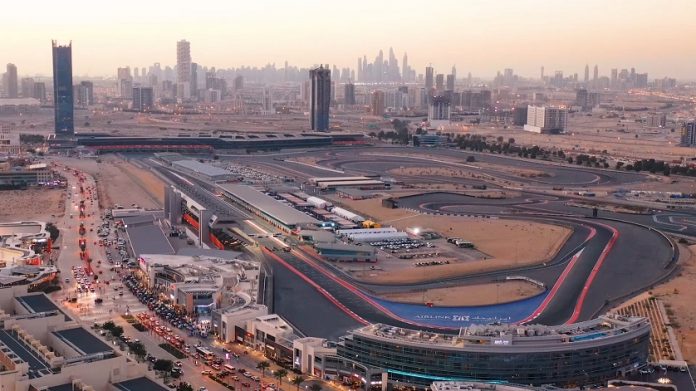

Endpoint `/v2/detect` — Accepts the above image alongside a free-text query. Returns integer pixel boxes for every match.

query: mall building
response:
[293,315,650,389]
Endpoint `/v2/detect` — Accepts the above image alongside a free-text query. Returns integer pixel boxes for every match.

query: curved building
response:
[331,315,649,388]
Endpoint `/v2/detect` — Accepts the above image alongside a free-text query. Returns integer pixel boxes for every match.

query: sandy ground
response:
[56,156,164,209]
[378,280,544,306]
[337,197,571,284]
[0,188,65,221]
[652,244,696,363]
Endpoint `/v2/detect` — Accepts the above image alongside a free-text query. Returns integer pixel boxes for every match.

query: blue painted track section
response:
[370,291,548,328]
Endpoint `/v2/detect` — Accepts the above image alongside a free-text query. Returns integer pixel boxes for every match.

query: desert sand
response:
[337,197,571,284]
[378,280,544,306]
[0,188,65,222]
[652,244,696,363]
[58,156,165,209]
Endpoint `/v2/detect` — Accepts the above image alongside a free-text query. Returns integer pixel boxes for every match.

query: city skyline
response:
[1,0,696,79]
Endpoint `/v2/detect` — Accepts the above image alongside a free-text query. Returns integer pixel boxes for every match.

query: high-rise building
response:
[402,53,409,82]
[584,64,590,83]
[428,95,451,128]
[4,64,18,98]
[540,66,545,80]
[446,74,455,92]
[74,81,93,106]
[524,105,567,133]
[309,66,331,131]
[33,82,47,103]
[20,78,34,98]
[190,62,198,100]
[176,39,191,99]
[132,86,154,112]
[435,74,444,91]
[233,75,244,91]
[344,83,355,105]
[593,65,599,81]
[52,40,74,135]
[117,67,133,99]
[680,121,696,147]
[425,66,434,91]
[371,90,385,117]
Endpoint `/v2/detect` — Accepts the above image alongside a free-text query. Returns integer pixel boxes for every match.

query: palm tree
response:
[274,369,288,386]
[257,360,271,378]
[309,384,322,391]
[291,376,306,391]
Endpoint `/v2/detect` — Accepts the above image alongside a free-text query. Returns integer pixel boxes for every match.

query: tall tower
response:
[176,39,191,99]
[540,66,545,80]
[425,66,434,91]
[402,53,408,82]
[584,64,590,83]
[309,65,331,131]
[593,65,599,81]
[52,40,74,135]
[5,64,18,98]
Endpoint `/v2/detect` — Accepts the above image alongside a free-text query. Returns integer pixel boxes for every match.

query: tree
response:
[274,369,288,386]
[154,359,174,373]
[111,325,124,338]
[291,376,306,391]
[45,223,60,241]
[102,321,116,331]
[177,383,193,391]
[309,384,323,391]
[129,341,147,360]
[257,360,271,377]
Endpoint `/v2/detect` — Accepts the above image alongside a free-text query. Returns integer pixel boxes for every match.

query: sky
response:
[2,0,696,79]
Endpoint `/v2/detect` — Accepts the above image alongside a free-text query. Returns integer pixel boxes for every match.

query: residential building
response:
[680,121,696,147]
[309,65,331,131]
[428,95,451,128]
[19,78,33,99]
[74,81,93,106]
[176,40,191,99]
[33,82,46,103]
[51,41,74,135]
[4,64,18,98]
[132,86,154,112]
[524,105,567,133]
[371,90,385,116]
[344,82,355,105]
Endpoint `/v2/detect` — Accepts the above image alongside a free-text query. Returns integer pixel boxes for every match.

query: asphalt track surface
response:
[152,150,680,338]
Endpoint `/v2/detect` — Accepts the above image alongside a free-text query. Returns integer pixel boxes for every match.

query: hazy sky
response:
[2,0,696,79]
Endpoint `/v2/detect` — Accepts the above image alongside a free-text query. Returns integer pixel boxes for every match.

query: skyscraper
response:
[593,65,599,81]
[20,78,34,98]
[176,39,191,99]
[33,82,47,103]
[425,66,434,91]
[52,40,74,135]
[446,74,455,92]
[371,90,385,117]
[402,53,408,82]
[435,74,444,91]
[344,83,355,105]
[132,87,154,112]
[4,64,18,98]
[309,66,331,131]
[584,64,590,83]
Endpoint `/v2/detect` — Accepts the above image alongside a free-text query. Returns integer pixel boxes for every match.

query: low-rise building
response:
[524,105,567,134]
[136,253,258,317]
[0,287,164,391]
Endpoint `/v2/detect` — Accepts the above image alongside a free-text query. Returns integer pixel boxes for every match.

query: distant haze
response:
[2,0,696,79]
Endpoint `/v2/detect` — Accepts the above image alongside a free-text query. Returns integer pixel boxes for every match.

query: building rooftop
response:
[0,328,52,378]
[172,159,232,178]
[114,376,169,391]
[125,223,175,257]
[217,184,320,227]
[351,315,649,349]
[52,327,113,356]
[45,383,75,391]
[16,293,60,314]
